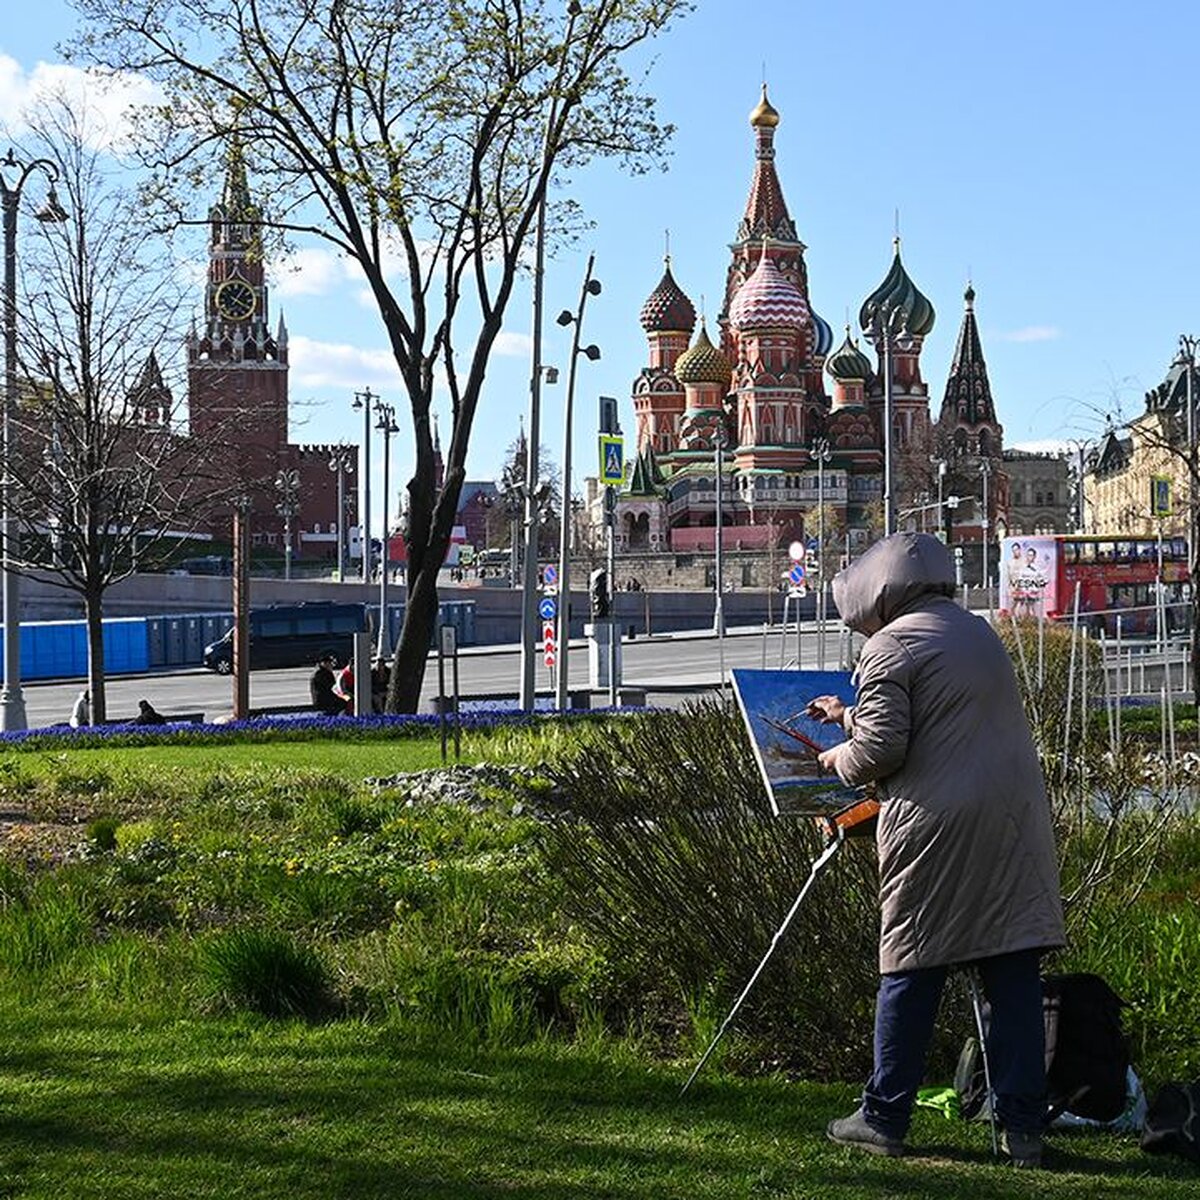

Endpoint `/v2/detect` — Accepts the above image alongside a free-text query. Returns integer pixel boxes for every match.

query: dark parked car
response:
[202,602,370,673]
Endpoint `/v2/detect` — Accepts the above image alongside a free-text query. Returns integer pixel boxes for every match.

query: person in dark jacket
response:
[309,652,347,716]
[815,533,1065,1168]
[131,699,167,725]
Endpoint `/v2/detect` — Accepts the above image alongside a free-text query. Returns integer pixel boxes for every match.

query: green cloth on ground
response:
[916,1087,962,1120]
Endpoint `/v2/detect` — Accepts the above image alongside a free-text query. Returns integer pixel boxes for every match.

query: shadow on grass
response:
[1,1011,1197,1199]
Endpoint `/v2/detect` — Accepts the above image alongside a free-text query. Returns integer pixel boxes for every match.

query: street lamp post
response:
[1,150,67,732]
[862,302,911,538]
[328,443,353,581]
[274,468,299,581]
[980,456,993,591]
[375,399,399,659]
[932,458,947,541]
[812,436,831,667]
[554,254,601,711]
[520,0,585,714]
[713,417,729,638]
[1178,336,1199,575]
[352,388,375,584]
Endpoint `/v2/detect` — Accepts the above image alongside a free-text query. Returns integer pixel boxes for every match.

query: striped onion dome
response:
[639,261,696,334]
[674,322,732,386]
[859,238,936,338]
[728,246,808,331]
[809,303,833,357]
[826,327,872,381]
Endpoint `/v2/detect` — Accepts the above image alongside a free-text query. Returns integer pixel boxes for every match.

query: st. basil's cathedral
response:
[599,87,1009,566]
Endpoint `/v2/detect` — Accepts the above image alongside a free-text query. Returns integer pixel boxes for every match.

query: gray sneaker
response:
[826,1109,905,1158]
[1001,1129,1044,1168]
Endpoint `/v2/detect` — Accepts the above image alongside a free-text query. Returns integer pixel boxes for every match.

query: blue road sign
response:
[788,562,807,586]
[538,596,557,620]
[599,434,625,486]
[543,564,558,587]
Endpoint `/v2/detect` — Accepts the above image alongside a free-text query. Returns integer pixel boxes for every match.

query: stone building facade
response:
[1083,352,1200,539]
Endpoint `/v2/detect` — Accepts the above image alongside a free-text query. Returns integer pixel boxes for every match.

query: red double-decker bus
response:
[997,534,1190,636]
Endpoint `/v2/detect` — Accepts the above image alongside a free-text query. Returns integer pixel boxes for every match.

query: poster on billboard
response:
[998,536,1059,617]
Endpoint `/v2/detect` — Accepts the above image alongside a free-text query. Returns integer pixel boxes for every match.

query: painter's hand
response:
[806,695,845,726]
[818,747,840,773]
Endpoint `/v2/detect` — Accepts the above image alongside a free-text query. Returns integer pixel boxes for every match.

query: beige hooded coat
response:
[827,533,1065,974]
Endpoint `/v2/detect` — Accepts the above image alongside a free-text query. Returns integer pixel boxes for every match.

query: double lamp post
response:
[2,150,69,733]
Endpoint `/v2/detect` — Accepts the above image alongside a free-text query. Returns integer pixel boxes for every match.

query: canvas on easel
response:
[731,668,859,817]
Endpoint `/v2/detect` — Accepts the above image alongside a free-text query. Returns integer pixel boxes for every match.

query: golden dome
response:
[749,84,780,129]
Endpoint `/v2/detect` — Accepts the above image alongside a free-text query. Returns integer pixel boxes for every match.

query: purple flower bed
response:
[0,706,632,751]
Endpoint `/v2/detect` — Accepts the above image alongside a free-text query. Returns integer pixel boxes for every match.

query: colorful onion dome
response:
[858,238,936,338]
[639,260,696,334]
[674,322,732,386]
[749,84,780,129]
[826,326,872,381]
[728,244,808,331]
[809,303,833,357]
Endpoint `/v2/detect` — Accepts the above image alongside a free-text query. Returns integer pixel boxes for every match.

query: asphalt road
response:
[19,621,855,730]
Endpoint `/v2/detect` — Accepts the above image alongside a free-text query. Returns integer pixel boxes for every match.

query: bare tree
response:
[10,97,244,723]
[75,0,691,711]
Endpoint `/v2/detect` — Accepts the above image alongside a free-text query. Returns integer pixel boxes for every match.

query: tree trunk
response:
[85,586,106,726]
[389,556,440,712]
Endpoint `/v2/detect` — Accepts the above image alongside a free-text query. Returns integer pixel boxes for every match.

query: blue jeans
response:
[862,948,1046,1139]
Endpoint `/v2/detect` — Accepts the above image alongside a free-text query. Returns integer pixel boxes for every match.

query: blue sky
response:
[3,0,1199,534]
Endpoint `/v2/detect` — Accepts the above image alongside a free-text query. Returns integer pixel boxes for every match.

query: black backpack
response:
[1141,1083,1200,1164]
[956,972,1130,1123]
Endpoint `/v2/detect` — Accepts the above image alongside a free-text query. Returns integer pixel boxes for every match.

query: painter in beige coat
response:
[823,533,1065,974]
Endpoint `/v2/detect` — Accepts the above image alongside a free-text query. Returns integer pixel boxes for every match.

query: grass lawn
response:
[0,1002,1194,1200]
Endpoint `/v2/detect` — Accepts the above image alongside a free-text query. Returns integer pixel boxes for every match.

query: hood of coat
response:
[832,532,956,635]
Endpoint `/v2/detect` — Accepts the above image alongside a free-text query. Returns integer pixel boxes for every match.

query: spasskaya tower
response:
[186,136,289,468]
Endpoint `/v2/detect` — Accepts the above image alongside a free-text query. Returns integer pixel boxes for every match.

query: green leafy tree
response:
[75,0,691,710]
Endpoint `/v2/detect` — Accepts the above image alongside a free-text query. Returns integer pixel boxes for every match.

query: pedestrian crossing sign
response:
[599,435,625,486]
[1150,475,1172,517]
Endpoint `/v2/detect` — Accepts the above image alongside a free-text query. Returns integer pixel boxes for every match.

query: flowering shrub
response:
[0,707,623,752]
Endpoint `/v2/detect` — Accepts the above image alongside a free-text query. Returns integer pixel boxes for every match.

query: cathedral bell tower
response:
[187,134,289,471]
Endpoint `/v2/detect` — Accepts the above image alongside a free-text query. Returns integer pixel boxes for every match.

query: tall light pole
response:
[1178,336,1199,575]
[274,468,299,580]
[862,301,911,538]
[812,436,831,666]
[713,412,730,637]
[554,254,601,711]
[328,443,353,581]
[520,0,585,713]
[980,456,993,590]
[375,399,399,658]
[352,388,375,583]
[1,150,67,732]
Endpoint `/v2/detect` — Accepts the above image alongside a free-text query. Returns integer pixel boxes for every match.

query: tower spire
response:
[939,282,995,427]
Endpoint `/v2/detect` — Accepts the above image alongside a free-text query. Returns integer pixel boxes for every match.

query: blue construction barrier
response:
[5,600,476,681]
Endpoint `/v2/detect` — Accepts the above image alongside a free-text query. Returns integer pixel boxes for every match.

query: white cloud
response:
[271,247,352,298]
[991,325,1062,344]
[494,330,532,357]
[0,54,162,151]
[289,335,403,391]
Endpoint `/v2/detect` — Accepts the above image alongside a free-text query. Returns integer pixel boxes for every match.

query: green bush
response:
[539,701,883,1080]
[198,926,335,1019]
[86,816,120,853]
